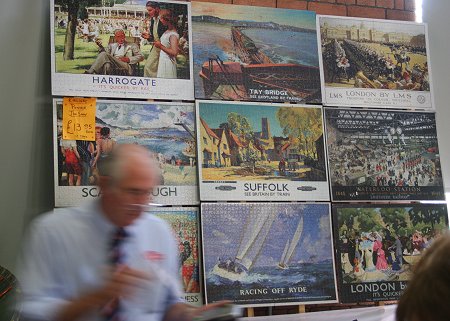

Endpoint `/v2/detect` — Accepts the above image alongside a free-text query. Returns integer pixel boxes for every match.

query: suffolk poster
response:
[317,15,433,109]
[51,0,193,100]
[333,203,448,303]
[192,2,321,103]
[201,202,337,306]
[53,99,198,206]
[151,207,202,306]
[196,100,329,201]
[324,108,444,201]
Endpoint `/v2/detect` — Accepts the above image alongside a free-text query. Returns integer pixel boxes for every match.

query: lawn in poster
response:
[192,2,321,103]
[196,100,329,201]
[332,203,448,303]
[201,203,337,306]
[317,15,433,109]
[53,99,198,206]
[51,0,193,100]
[150,207,202,306]
[324,108,444,201]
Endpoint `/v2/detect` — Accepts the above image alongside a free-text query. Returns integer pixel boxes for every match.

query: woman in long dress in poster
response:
[154,8,180,79]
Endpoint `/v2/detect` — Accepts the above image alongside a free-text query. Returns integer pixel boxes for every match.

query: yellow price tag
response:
[62,97,96,141]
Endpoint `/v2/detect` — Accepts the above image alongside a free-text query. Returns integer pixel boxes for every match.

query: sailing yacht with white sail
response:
[277,215,304,269]
[211,205,278,282]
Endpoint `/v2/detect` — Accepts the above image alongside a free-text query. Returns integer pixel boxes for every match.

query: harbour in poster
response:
[196,100,329,201]
[51,0,193,100]
[150,207,203,306]
[192,2,321,103]
[53,99,198,206]
[201,203,337,306]
[332,204,448,303]
[324,108,444,201]
[317,15,433,109]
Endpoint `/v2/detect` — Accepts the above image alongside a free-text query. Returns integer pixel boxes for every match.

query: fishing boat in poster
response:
[277,215,304,269]
[211,207,277,282]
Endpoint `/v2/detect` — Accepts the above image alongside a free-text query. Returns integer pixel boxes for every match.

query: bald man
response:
[19,144,226,321]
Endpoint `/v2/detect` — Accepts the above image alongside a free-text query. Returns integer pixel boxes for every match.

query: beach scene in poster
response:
[192,2,321,103]
[333,204,448,303]
[325,108,444,201]
[318,16,432,108]
[54,100,197,206]
[52,0,193,99]
[152,208,202,306]
[201,203,337,305]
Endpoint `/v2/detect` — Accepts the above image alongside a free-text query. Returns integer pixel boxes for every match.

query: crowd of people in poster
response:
[51,0,448,307]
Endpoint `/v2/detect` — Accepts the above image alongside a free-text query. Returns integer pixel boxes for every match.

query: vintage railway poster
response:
[196,100,329,201]
[192,2,321,103]
[324,108,444,201]
[51,0,193,100]
[201,203,337,306]
[150,207,202,306]
[53,99,198,206]
[332,203,448,303]
[317,15,433,109]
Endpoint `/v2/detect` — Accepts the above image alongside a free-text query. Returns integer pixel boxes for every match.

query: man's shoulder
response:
[30,205,92,235]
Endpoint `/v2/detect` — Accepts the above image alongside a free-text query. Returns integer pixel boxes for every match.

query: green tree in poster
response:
[56,0,102,60]
[276,107,322,158]
[408,206,446,234]
[379,207,409,236]
[226,112,254,143]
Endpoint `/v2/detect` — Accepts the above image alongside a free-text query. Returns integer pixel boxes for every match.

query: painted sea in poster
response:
[201,203,337,306]
[53,99,198,206]
[332,204,448,303]
[192,2,321,103]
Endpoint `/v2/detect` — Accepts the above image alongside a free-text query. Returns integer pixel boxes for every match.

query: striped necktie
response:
[103,227,129,320]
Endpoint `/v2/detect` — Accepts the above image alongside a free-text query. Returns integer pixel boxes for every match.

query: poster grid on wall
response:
[323,107,445,202]
[332,203,448,303]
[53,98,198,207]
[51,0,194,100]
[149,206,203,306]
[201,202,338,306]
[191,2,321,104]
[317,15,434,110]
[196,100,330,201]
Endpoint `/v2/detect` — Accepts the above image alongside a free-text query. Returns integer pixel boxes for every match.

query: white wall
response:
[0,0,448,273]
[0,0,53,272]
[422,0,450,200]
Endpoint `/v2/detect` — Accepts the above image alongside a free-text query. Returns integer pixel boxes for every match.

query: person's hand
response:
[154,41,162,49]
[92,265,151,306]
[119,56,130,63]
[141,32,151,40]
[188,301,233,321]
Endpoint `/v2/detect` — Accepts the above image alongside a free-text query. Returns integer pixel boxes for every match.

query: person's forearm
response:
[54,291,105,321]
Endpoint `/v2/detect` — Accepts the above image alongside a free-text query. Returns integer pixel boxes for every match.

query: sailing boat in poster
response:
[201,202,337,306]
[211,206,277,281]
[278,214,304,270]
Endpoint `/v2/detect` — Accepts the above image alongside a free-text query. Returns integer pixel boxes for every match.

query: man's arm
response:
[128,42,144,65]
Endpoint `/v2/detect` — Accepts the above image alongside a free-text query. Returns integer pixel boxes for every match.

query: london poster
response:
[192,2,321,103]
[333,203,448,303]
[150,207,202,306]
[317,15,433,109]
[324,108,444,201]
[196,100,329,201]
[201,202,337,306]
[53,99,198,206]
[51,0,194,100]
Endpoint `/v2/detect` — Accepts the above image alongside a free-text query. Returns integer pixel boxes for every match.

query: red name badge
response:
[145,251,165,261]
